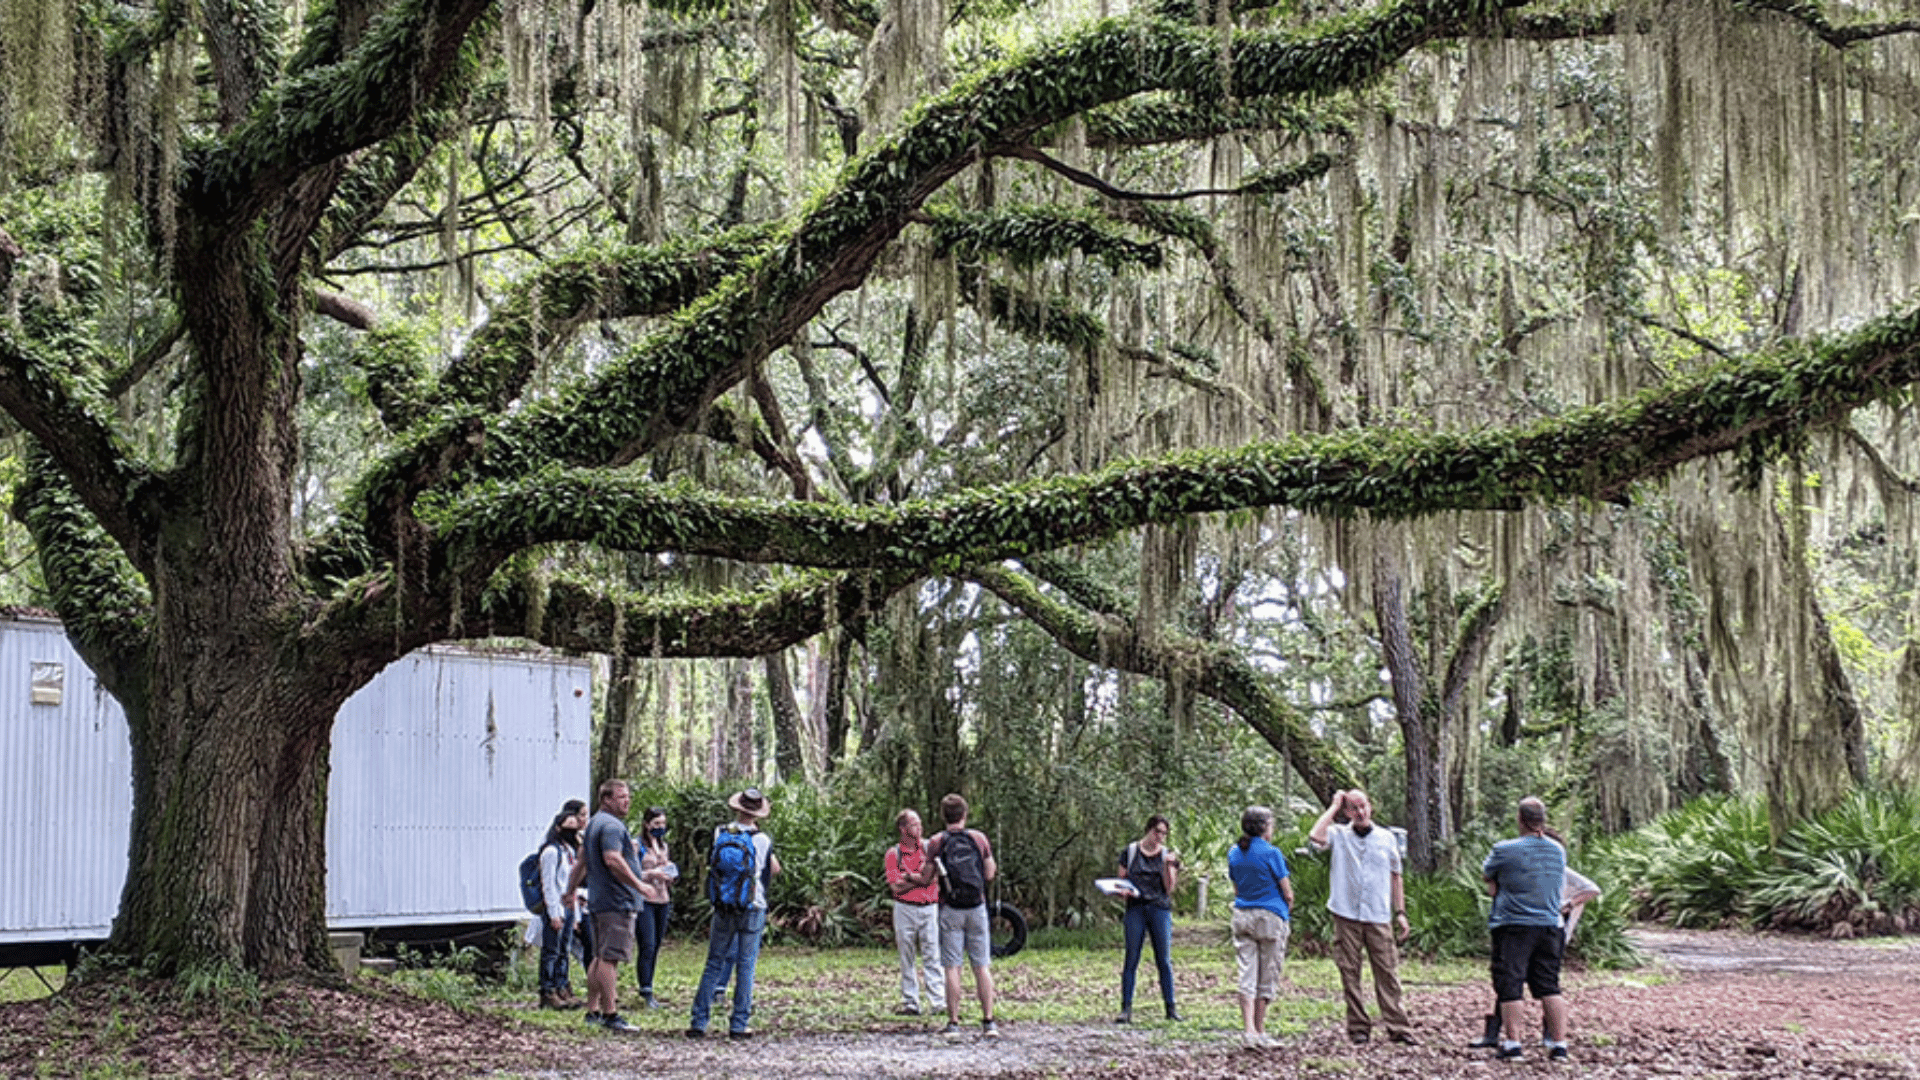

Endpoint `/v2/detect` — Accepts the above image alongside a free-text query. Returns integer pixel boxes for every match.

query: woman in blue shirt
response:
[1227,805,1293,1050]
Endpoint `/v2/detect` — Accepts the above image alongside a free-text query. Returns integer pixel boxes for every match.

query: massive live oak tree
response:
[2,0,1918,976]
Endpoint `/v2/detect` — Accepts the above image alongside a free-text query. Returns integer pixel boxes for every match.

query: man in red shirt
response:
[884,808,945,1016]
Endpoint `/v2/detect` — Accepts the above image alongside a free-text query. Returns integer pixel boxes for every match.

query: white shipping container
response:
[0,615,592,953]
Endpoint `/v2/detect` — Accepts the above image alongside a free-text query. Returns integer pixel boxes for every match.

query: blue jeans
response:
[1121,904,1176,1014]
[539,908,576,994]
[637,901,671,995]
[689,907,766,1033]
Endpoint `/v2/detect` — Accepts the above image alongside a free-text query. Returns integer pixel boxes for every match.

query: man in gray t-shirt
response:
[566,779,646,1033]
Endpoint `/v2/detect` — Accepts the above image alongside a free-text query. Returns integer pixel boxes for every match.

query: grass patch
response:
[491,916,1502,1045]
[0,968,63,1003]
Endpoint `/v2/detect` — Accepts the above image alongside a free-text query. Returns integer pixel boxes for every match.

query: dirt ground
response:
[3,928,1918,1078]
[530,928,1920,1079]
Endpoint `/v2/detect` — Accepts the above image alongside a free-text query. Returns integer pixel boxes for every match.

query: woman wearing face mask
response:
[536,802,587,1009]
[634,807,677,1008]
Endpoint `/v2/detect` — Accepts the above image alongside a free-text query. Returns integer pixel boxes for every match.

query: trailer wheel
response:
[988,900,1028,959]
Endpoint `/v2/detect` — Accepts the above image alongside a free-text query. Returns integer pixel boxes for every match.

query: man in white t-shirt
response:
[1309,789,1413,1045]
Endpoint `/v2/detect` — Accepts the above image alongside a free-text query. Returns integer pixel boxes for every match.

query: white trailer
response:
[0,614,592,965]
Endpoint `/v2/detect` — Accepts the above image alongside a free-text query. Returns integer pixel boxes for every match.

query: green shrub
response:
[1595,794,1771,928]
[629,774,894,945]
[1594,789,1920,935]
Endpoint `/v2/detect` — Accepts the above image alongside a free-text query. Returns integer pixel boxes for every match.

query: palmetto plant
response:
[1601,790,1920,933]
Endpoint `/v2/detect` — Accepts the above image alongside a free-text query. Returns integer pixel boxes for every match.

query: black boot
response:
[1468,1012,1501,1049]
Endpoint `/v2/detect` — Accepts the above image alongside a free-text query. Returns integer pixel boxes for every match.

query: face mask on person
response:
[649,827,667,840]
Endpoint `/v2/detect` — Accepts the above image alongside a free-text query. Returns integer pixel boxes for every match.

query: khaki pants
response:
[1230,907,1290,1000]
[1332,913,1409,1039]
[892,901,944,1010]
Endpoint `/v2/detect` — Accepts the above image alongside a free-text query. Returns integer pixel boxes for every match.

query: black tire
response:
[988,900,1028,959]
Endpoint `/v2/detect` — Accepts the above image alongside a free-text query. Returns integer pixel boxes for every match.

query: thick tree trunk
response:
[1895,583,1920,784]
[595,654,636,789]
[1374,550,1442,873]
[1678,648,1733,797]
[763,651,807,782]
[725,659,755,778]
[1806,587,1870,786]
[822,627,853,772]
[109,642,352,977]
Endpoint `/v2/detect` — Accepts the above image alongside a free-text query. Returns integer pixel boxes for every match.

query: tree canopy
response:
[1,0,1918,976]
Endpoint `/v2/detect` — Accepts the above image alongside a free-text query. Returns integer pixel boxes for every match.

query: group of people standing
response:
[1222,788,1595,1061]
[535,780,781,1038]
[884,794,1002,1040]
[529,782,676,1029]
[531,781,1593,1060]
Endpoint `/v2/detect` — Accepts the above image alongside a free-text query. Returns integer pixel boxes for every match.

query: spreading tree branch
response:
[971,561,1359,802]
[12,454,154,703]
[461,570,917,658]
[0,332,157,569]
[419,299,1920,578]
[348,0,1530,512]
[1738,0,1920,47]
[185,0,497,223]
[997,143,1335,203]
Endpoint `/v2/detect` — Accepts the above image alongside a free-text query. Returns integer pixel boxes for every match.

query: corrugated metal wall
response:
[0,618,593,944]
[0,618,132,943]
[326,647,594,927]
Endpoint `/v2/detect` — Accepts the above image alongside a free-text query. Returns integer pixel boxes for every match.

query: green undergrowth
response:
[1593,789,1920,935]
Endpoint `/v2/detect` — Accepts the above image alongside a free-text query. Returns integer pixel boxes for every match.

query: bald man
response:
[1309,789,1412,1045]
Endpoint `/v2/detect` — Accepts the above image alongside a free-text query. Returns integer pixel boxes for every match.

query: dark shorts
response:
[592,911,637,963]
[1490,924,1563,1002]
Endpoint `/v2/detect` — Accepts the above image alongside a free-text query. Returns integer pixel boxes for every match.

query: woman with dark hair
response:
[537,803,587,1009]
[1227,805,1294,1049]
[1115,814,1182,1024]
[633,806,678,1008]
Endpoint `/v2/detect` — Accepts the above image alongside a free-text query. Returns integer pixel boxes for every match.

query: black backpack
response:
[935,829,987,909]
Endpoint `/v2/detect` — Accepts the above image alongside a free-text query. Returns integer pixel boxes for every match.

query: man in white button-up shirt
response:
[1309,789,1413,1045]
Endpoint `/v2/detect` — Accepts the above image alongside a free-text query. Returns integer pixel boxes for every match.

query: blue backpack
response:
[519,845,550,914]
[708,827,761,912]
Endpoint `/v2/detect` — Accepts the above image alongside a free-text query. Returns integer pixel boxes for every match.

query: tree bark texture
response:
[596,654,636,789]
[763,651,808,783]
[1374,549,1442,873]
[110,617,370,976]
